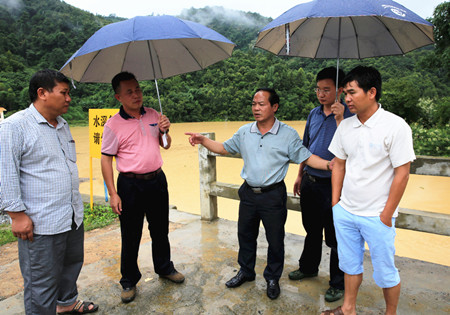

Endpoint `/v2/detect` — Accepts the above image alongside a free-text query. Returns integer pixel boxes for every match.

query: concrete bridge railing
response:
[198,132,450,237]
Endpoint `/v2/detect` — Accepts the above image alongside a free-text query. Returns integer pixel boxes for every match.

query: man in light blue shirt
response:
[186,88,332,300]
[0,69,98,314]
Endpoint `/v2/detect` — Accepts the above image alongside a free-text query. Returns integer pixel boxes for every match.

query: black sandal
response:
[57,300,99,314]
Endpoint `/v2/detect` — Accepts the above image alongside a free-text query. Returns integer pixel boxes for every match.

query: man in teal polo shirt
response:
[186,88,332,300]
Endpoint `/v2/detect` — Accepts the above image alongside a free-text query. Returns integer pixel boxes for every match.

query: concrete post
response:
[198,132,218,221]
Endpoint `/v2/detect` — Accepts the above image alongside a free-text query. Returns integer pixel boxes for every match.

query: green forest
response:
[0,0,449,156]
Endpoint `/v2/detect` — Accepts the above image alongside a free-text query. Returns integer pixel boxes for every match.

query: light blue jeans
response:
[332,204,400,288]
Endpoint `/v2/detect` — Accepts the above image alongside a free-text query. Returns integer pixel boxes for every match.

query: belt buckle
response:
[251,187,262,194]
[308,174,316,183]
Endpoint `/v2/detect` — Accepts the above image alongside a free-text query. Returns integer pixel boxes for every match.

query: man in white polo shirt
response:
[322,66,415,315]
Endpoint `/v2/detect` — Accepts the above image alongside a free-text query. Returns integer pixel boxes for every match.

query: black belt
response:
[245,181,284,194]
[120,168,161,180]
[305,172,330,183]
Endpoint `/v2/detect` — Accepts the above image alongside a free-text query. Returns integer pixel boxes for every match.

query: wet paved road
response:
[1,208,449,314]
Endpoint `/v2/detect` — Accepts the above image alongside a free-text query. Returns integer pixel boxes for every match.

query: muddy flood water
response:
[71,121,450,267]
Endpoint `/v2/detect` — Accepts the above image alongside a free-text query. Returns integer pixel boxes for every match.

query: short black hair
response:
[316,66,345,88]
[29,69,70,102]
[112,72,137,94]
[342,66,382,101]
[255,87,280,106]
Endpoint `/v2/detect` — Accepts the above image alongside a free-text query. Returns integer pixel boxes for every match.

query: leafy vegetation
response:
[0,1,449,155]
[411,123,450,157]
[0,204,117,246]
[0,223,16,246]
[83,203,118,231]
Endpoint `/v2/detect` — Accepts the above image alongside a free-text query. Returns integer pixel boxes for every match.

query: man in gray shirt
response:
[0,70,98,314]
[186,88,332,300]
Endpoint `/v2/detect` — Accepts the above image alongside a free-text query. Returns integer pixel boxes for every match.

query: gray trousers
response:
[18,223,84,315]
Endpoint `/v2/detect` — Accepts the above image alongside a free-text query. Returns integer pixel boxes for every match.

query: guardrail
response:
[197,132,450,236]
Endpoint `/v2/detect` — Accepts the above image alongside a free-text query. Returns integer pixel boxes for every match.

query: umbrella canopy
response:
[255,0,434,59]
[60,15,235,83]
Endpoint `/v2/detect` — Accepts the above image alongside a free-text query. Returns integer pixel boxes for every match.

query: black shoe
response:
[225,270,255,288]
[266,279,280,300]
[121,286,136,303]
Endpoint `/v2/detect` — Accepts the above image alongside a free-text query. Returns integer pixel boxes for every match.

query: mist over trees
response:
[0,0,449,155]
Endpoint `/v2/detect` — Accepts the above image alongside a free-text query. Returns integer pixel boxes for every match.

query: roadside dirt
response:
[0,221,182,301]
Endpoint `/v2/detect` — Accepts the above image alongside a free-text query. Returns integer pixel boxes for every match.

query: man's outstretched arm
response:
[185,132,229,155]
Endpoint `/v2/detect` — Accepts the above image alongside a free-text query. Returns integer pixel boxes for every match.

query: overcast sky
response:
[62,0,442,20]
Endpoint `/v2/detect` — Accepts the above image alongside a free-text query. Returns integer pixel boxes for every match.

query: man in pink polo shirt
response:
[101,72,184,304]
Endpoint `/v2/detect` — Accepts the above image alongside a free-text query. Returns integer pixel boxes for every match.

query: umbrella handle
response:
[161,133,168,148]
[154,79,168,147]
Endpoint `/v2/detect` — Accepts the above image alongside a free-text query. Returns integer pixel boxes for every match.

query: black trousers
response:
[299,174,344,289]
[237,181,287,281]
[117,170,174,289]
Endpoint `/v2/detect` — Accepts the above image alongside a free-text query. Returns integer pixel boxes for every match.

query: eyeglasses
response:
[314,88,332,95]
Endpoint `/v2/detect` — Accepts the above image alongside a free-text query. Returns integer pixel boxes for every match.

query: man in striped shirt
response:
[0,69,98,314]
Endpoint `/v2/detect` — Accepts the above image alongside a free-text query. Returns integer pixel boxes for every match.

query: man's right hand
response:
[8,211,34,241]
[331,101,345,125]
[109,193,122,215]
[185,132,204,146]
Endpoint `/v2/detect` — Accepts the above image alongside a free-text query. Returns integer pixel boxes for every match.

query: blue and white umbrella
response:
[60,15,235,145]
[255,0,434,58]
[61,15,235,82]
[255,0,434,95]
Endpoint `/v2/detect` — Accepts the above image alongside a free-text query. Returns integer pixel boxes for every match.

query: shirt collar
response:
[353,103,383,128]
[119,106,145,120]
[250,118,280,135]
[29,103,65,128]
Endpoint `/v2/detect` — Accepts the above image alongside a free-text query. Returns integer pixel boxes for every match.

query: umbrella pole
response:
[335,18,342,103]
[155,79,163,115]
[285,24,290,55]
[154,79,168,147]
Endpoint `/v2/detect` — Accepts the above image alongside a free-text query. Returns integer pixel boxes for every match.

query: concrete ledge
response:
[396,208,450,236]
[210,182,450,236]
[411,155,450,177]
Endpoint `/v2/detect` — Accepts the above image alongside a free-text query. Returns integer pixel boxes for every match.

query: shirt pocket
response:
[148,123,159,138]
[64,140,77,162]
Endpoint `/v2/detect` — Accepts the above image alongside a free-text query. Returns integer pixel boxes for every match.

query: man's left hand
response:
[331,102,345,124]
[328,158,335,171]
[159,114,170,133]
[379,213,393,227]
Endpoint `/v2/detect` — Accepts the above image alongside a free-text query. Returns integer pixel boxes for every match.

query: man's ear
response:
[368,87,377,100]
[37,87,46,100]
[114,94,121,102]
[272,103,279,112]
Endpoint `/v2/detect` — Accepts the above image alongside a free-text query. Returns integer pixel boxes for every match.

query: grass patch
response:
[0,203,117,246]
[83,203,118,231]
[0,224,16,246]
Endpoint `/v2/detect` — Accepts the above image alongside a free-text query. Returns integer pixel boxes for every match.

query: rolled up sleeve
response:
[0,122,26,212]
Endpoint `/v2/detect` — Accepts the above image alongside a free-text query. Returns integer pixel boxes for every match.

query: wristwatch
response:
[159,129,169,134]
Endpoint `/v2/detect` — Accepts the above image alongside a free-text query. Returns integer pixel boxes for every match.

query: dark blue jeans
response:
[237,181,287,281]
[117,170,174,289]
[299,174,344,290]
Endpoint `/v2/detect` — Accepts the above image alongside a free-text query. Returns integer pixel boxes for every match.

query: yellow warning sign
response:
[89,109,119,159]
